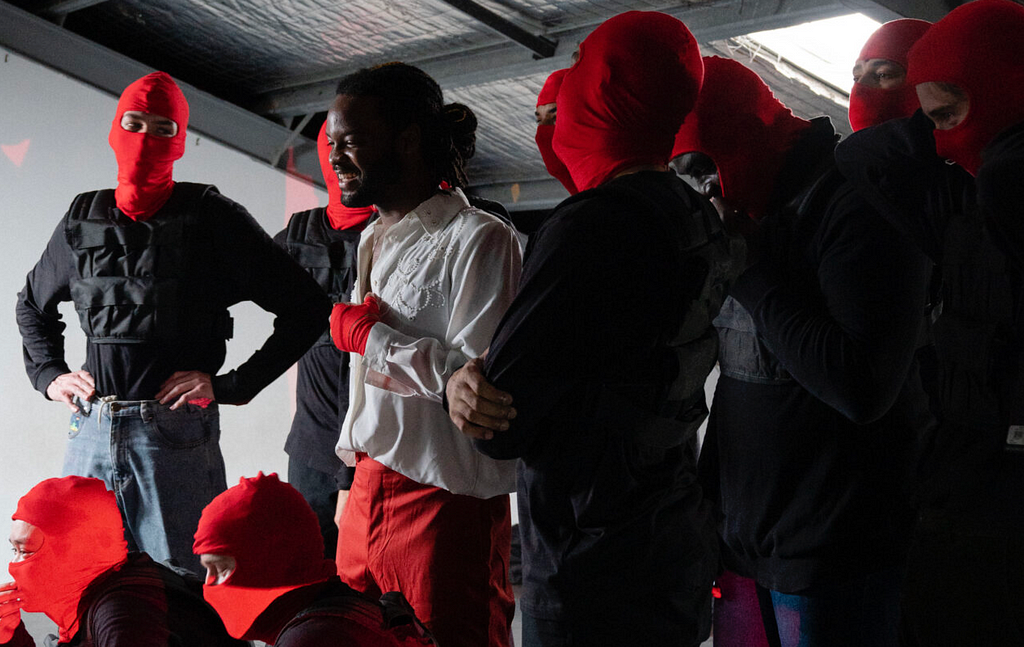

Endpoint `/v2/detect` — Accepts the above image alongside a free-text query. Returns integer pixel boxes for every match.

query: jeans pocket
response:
[151,406,216,449]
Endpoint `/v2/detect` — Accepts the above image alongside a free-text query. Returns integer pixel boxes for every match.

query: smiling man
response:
[15,71,330,574]
[324,63,521,647]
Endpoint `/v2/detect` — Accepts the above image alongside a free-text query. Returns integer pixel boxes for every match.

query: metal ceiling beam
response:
[39,0,110,16]
[0,0,321,182]
[251,0,853,118]
[438,0,557,58]
[838,0,964,22]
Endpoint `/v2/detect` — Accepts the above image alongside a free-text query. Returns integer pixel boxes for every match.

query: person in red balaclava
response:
[0,476,242,647]
[193,472,435,646]
[671,56,932,647]
[446,12,742,646]
[274,121,375,561]
[534,69,578,195]
[15,71,331,575]
[835,2,1024,644]
[848,18,931,132]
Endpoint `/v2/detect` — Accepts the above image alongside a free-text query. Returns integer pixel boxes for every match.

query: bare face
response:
[851,58,907,90]
[200,553,236,585]
[325,94,404,208]
[535,102,557,126]
[120,111,178,137]
[916,82,971,130]
[8,520,43,564]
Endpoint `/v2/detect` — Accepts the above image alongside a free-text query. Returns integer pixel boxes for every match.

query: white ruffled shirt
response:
[336,189,522,498]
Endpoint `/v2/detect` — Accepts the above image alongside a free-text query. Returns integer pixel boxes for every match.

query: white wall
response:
[0,49,326,575]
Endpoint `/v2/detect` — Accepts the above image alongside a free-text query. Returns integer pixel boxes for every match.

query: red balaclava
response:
[908,0,1024,175]
[8,477,128,643]
[553,11,703,192]
[848,19,932,131]
[317,121,375,230]
[108,71,189,221]
[672,56,811,220]
[193,472,336,642]
[534,69,578,195]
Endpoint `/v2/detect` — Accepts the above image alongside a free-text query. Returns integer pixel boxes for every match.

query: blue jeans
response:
[286,459,340,559]
[62,397,227,575]
[757,567,902,647]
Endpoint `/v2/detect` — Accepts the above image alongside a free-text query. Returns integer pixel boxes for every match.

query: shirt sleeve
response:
[16,219,75,397]
[361,218,522,403]
[88,589,174,647]
[728,186,932,424]
[206,195,333,404]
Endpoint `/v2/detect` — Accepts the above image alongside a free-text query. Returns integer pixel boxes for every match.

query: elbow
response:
[474,434,524,460]
[831,381,902,425]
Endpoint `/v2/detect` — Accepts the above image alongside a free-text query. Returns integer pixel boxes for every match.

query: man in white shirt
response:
[324,63,521,647]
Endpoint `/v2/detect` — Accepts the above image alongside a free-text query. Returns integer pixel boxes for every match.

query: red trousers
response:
[337,456,514,647]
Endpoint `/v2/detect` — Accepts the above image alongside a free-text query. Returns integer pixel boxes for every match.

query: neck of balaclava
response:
[325,203,373,231]
[114,160,176,221]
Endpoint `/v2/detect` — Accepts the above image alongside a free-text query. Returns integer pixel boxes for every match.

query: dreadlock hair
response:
[335,62,477,189]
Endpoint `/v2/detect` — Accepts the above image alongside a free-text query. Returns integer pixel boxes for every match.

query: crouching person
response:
[194,473,434,646]
[0,476,242,647]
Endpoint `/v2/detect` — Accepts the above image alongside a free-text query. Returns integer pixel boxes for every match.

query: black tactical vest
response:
[281,208,361,346]
[64,183,232,345]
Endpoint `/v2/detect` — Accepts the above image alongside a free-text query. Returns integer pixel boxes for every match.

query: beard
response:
[339,144,403,208]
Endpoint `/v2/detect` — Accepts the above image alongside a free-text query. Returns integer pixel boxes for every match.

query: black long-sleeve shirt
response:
[4,553,243,647]
[702,119,933,593]
[16,185,330,404]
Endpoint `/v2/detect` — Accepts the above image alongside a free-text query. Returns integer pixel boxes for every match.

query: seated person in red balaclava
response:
[848,18,931,132]
[15,71,330,574]
[0,476,242,647]
[446,11,742,646]
[193,472,434,646]
[671,56,931,647]
[835,1,1024,643]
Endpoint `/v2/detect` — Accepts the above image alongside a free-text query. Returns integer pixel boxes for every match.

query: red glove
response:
[331,294,381,354]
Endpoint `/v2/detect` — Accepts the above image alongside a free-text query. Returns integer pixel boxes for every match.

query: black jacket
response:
[476,171,732,632]
[836,114,1024,531]
[17,184,330,403]
[701,118,933,593]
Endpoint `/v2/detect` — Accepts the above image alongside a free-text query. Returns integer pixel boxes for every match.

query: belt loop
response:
[141,401,154,423]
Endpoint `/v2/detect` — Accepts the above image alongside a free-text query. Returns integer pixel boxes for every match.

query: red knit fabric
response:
[107,72,188,221]
[535,69,578,194]
[672,56,810,220]
[908,0,1024,175]
[8,477,128,643]
[193,472,336,640]
[553,11,703,192]
[849,19,932,131]
[317,121,375,230]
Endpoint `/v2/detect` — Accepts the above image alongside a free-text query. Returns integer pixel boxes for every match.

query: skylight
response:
[746,14,882,94]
